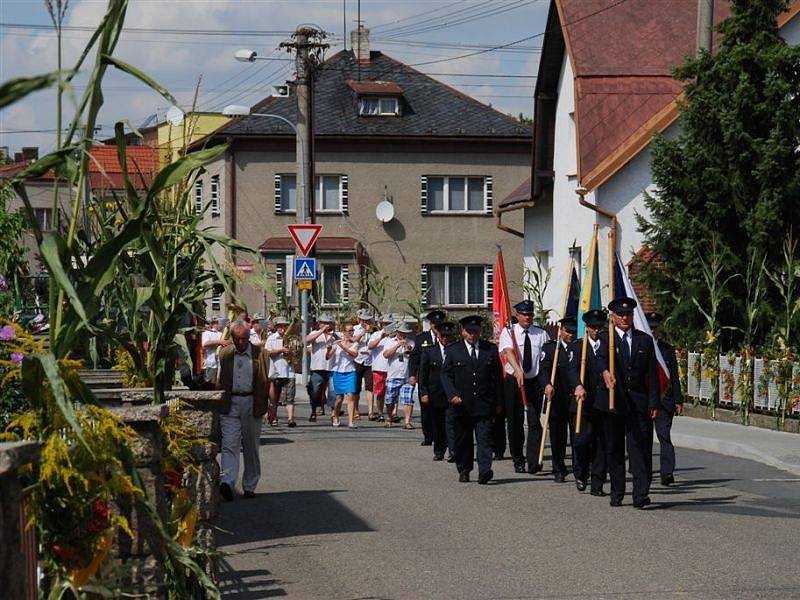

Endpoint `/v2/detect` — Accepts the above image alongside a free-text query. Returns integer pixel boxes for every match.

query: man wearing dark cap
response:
[499,300,551,474]
[418,321,457,461]
[538,316,578,482]
[646,311,683,486]
[441,315,503,484]
[409,309,448,446]
[596,297,660,508]
[569,309,608,495]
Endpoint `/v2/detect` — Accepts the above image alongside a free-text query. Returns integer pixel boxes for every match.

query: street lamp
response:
[221,104,310,386]
[234,49,292,63]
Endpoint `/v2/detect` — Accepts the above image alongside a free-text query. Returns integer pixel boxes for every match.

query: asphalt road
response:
[217,404,800,599]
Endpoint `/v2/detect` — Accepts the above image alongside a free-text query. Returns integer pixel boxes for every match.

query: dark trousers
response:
[549,409,570,476]
[493,409,506,456]
[602,409,654,503]
[307,370,330,412]
[503,375,543,467]
[420,400,433,443]
[451,409,493,476]
[654,408,676,478]
[445,406,456,454]
[430,404,448,456]
[571,409,606,489]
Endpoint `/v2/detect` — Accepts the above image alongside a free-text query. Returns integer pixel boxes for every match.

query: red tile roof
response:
[259,236,361,253]
[556,0,732,188]
[0,144,159,190]
[497,177,532,211]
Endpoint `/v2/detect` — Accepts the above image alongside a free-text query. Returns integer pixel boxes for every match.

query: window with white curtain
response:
[426,265,488,307]
[424,176,486,213]
[358,96,400,116]
[278,174,343,213]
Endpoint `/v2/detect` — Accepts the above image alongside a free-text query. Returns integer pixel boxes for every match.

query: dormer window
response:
[359,96,400,116]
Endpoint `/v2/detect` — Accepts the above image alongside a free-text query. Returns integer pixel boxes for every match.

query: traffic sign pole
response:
[288,224,323,387]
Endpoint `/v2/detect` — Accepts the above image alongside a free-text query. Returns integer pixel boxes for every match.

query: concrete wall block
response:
[184,461,220,520]
[113,469,168,558]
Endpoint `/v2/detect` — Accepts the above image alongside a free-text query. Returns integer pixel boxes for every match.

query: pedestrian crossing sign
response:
[294,257,317,280]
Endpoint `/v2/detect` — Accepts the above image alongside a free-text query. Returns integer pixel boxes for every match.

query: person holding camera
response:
[382,322,416,428]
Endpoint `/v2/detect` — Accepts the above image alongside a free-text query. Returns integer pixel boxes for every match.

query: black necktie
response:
[470,344,477,363]
[523,330,532,373]
[620,332,631,365]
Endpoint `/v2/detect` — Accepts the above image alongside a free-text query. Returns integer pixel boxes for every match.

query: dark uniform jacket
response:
[441,340,503,417]
[216,344,271,417]
[418,341,451,408]
[408,330,434,378]
[595,329,659,414]
[657,339,682,414]
[537,340,574,418]
[567,337,602,414]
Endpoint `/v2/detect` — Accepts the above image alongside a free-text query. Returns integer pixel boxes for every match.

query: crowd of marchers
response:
[200,298,682,508]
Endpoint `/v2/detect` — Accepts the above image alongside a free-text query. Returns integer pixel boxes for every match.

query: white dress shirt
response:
[498,323,550,377]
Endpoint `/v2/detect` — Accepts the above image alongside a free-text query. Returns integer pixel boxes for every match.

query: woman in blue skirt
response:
[326,321,360,428]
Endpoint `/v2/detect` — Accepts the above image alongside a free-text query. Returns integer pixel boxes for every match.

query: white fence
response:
[685,352,799,415]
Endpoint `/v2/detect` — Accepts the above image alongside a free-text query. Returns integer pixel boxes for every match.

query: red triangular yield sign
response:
[287,224,324,256]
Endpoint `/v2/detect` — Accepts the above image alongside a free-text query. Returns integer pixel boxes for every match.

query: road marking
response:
[752,478,800,482]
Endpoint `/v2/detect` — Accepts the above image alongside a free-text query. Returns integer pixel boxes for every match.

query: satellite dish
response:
[376,200,395,223]
[166,105,184,126]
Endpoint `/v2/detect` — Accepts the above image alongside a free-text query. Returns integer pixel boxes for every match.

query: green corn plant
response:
[522,253,553,325]
[735,251,767,425]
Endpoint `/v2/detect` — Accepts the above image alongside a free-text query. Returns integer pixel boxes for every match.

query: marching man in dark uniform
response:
[441,315,503,484]
[538,316,578,482]
[646,311,683,486]
[570,309,608,495]
[409,309,448,447]
[596,297,660,508]
[418,321,456,461]
[498,300,550,474]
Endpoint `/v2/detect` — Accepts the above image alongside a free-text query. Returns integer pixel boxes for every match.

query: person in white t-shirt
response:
[201,316,228,384]
[249,315,265,348]
[266,315,296,427]
[325,320,360,428]
[382,322,416,428]
[367,313,395,422]
[306,313,336,422]
[353,308,376,419]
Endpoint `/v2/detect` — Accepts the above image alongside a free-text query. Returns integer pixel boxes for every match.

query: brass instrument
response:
[215,303,247,360]
[283,318,304,372]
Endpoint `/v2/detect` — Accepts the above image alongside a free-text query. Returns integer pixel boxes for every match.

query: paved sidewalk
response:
[671,415,800,476]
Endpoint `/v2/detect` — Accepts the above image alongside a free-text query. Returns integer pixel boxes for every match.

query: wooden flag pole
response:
[608,225,616,411]
[496,247,528,407]
[575,224,599,434]
[538,255,574,466]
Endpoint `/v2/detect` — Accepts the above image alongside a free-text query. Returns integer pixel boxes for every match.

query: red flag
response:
[492,248,513,371]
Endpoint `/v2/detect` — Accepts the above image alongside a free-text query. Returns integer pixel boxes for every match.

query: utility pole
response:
[696,0,713,55]
[281,27,328,386]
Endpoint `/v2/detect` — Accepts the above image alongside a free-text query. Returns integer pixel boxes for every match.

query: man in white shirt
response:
[382,322,415,428]
[498,300,550,474]
[202,316,228,384]
[249,314,265,348]
[306,313,335,422]
[367,313,395,422]
[267,315,296,427]
[353,308,375,419]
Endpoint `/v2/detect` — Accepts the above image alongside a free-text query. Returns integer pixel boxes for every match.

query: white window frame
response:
[276,174,344,214]
[319,263,348,307]
[194,180,203,214]
[277,173,297,213]
[210,175,220,217]
[32,207,53,231]
[211,287,221,312]
[358,96,400,116]
[425,176,487,214]
[427,264,488,308]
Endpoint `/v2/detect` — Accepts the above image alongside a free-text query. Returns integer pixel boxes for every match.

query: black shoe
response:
[219,483,233,502]
[421,440,433,446]
[576,480,587,491]
[433,453,444,461]
[447,452,455,463]
[392,416,401,423]
[458,471,470,483]
[309,414,317,422]
[243,490,256,499]
[590,488,606,497]
[554,472,566,483]
[633,497,652,509]
[527,463,542,475]
[378,415,386,422]
[493,452,505,461]
[288,420,297,428]
[609,498,623,507]
[661,475,674,486]
[514,464,527,474]
[478,469,494,485]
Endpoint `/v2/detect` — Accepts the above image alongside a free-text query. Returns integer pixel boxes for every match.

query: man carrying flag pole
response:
[494,248,550,475]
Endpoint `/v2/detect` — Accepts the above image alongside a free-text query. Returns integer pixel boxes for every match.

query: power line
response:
[0,22,294,36]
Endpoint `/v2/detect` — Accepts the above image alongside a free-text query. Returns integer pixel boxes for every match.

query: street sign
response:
[297,280,312,290]
[287,224,323,256]
[294,256,317,280]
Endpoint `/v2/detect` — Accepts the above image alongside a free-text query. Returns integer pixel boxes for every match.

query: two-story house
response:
[196,29,532,318]
[496,0,800,315]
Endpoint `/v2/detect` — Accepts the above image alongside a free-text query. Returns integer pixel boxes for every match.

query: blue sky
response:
[0,0,549,155]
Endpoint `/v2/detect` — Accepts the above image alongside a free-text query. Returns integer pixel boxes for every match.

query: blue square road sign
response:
[294,257,317,280]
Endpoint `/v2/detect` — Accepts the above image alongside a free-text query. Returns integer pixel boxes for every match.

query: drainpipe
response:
[495,210,525,238]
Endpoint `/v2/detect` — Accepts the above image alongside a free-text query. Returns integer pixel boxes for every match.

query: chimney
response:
[21,146,39,162]
[350,25,370,63]
[14,152,23,163]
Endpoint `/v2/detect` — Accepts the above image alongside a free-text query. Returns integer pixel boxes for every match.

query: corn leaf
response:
[147,144,229,201]
[102,55,178,106]
[0,72,62,109]
[38,233,90,326]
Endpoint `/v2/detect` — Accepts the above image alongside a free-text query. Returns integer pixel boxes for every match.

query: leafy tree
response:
[0,185,29,312]
[638,0,800,351]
